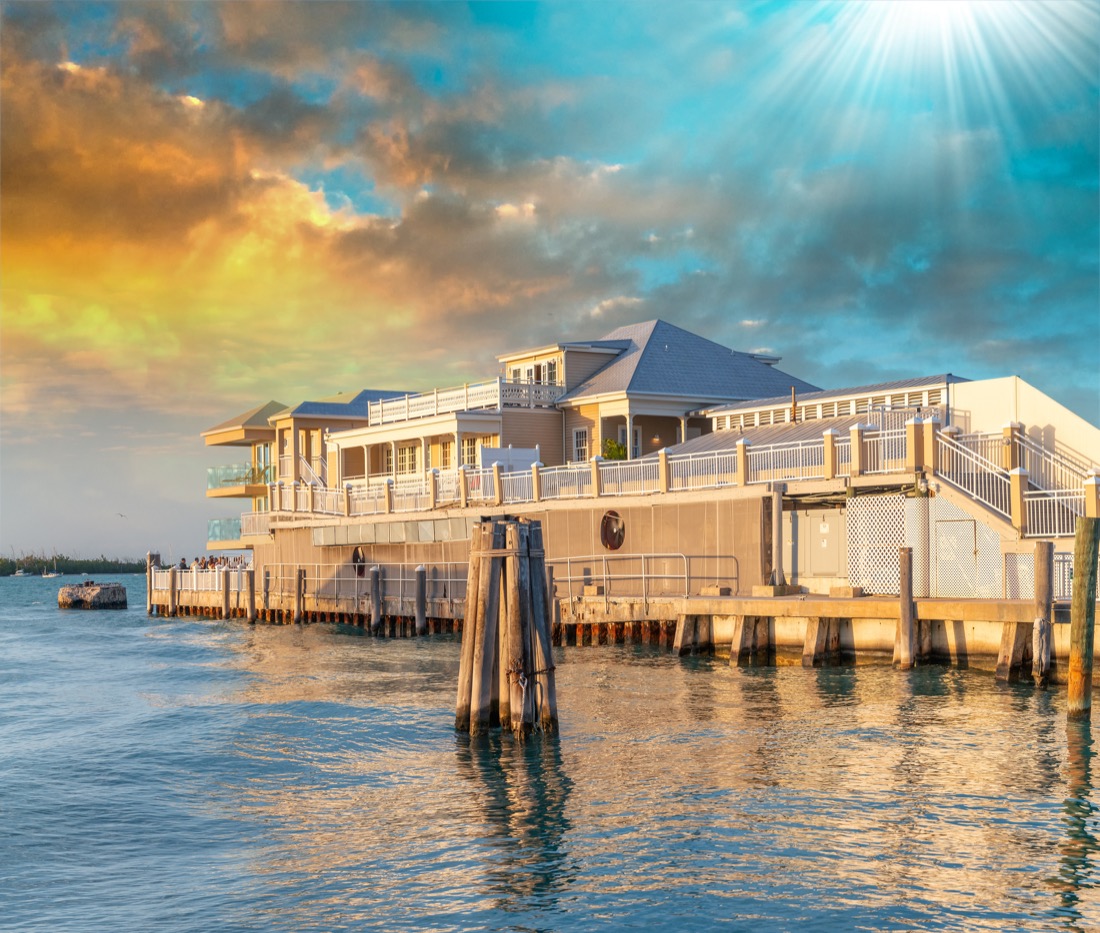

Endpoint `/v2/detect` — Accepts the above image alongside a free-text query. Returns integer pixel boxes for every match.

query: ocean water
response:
[2,575,1098,932]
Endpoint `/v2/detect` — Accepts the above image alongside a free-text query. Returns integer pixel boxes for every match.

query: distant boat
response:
[42,561,61,579]
[13,568,27,577]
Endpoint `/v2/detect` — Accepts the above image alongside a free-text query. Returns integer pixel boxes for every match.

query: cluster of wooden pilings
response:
[455,519,558,737]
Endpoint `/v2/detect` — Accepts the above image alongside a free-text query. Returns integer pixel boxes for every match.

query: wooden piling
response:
[245,569,256,623]
[471,522,505,735]
[1032,541,1053,685]
[894,547,915,669]
[415,565,427,636]
[221,568,231,620]
[370,567,383,635]
[1068,517,1099,719]
[168,566,178,617]
[504,523,527,735]
[528,521,558,733]
[455,519,558,736]
[146,553,154,615]
[291,568,302,623]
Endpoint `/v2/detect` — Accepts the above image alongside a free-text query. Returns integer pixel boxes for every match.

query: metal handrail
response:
[936,432,1011,518]
[546,552,691,612]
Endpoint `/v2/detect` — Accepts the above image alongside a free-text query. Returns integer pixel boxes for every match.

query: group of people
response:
[177,555,251,571]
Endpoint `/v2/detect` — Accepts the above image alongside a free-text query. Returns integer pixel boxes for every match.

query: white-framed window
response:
[545,359,558,385]
[383,446,393,474]
[462,436,479,466]
[618,425,641,458]
[440,440,453,470]
[573,428,589,463]
[510,367,522,382]
[397,444,418,474]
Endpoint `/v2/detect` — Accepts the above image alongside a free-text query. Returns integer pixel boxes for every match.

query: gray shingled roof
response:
[273,388,409,421]
[665,415,868,456]
[558,319,819,403]
[706,374,969,414]
[201,400,287,436]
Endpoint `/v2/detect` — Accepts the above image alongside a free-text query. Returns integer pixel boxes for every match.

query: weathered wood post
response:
[294,568,305,623]
[370,566,383,635]
[1032,541,1053,685]
[221,568,231,620]
[471,523,505,734]
[456,525,486,732]
[894,547,915,669]
[415,564,427,636]
[1067,517,1100,719]
[246,569,257,623]
[168,565,178,617]
[455,519,558,737]
[528,521,559,733]
[263,569,271,620]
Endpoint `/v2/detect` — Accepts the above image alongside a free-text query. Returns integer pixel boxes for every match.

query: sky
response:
[1,0,1098,560]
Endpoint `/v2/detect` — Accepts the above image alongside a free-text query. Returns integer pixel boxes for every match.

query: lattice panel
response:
[1004,552,1035,601]
[847,494,907,595]
[928,496,1003,599]
[846,492,1004,598]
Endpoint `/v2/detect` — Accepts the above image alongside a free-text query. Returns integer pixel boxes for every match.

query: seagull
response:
[117,513,127,519]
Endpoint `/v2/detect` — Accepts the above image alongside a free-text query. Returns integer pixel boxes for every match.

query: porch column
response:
[454,431,462,467]
[390,440,397,480]
[905,418,923,474]
[822,429,838,480]
[679,415,688,446]
[422,436,430,473]
[626,412,634,459]
[1010,468,1029,533]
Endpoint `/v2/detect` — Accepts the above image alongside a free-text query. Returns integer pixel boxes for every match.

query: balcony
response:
[365,377,564,427]
[207,517,243,549]
[206,463,274,499]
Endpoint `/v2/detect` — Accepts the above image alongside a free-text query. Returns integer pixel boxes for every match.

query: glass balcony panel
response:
[207,463,275,489]
[208,517,242,541]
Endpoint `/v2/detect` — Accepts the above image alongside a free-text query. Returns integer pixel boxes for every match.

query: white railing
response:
[349,485,387,516]
[540,463,593,500]
[366,378,564,427]
[295,485,312,511]
[1024,489,1085,538]
[436,469,463,506]
[862,429,907,475]
[316,488,344,515]
[151,566,252,593]
[599,458,662,496]
[241,512,272,536]
[955,432,1004,467]
[547,552,690,608]
[278,456,293,480]
[667,449,738,491]
[937,432,1011,518]
[1018,434,1093,493]
[502,470,534,503]
[299,455,327,486]
[262,562,468,604]
[745,438,825,483]
[392,477,432,513]
[465,467,497,505]
[835,436,852,477]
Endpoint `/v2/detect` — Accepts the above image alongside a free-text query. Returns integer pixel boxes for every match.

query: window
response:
[383,446,393,474]
[510,367,522,382]
[397,444,418,474]
[573,428,589,463]
[440,440,453,470]
[462,436,479,467]
[545,359,558,385]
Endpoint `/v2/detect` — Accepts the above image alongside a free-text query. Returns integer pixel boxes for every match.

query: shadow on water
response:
[454,732,576,915]
[1057,717,1098,931]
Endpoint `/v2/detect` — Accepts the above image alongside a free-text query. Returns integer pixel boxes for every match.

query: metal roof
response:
[272,388,409,422]
[201,400,287,437]
[557,319,819,404]
[706,374,969,414]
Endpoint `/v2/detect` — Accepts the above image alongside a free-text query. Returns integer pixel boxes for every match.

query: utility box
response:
[783,506,848,592]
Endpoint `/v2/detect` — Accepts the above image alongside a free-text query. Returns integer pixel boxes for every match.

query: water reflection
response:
[1058,718,1098,930]
[455,733,575,914]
